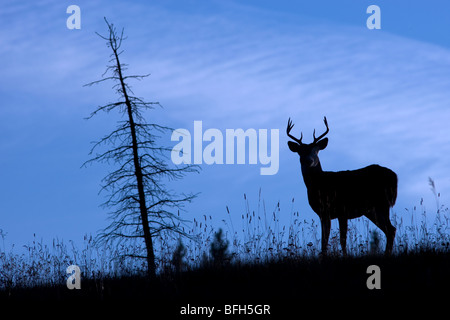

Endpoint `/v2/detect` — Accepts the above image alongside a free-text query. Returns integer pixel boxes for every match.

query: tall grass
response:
[190,190,449,262]
[1,190,449,290]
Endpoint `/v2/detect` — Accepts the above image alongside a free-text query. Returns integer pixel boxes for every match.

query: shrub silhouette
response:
[210,228,230,266]
[172,239,187,273]
[370,230,381,255]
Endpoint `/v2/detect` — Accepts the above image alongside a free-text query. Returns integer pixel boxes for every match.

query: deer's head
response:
[286,117,329,169]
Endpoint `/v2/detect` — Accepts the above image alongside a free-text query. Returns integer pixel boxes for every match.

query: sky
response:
[1,0,450,250]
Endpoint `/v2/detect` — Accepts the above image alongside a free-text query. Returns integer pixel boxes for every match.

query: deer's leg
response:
[385,219,396,255]
[365,207,396,255]
[320,217,331,255]
[338,217,348,256]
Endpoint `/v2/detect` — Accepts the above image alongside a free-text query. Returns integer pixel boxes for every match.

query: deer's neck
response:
[301,162,324,189]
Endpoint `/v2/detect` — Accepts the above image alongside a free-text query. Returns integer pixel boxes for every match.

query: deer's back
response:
[307,164,397,219]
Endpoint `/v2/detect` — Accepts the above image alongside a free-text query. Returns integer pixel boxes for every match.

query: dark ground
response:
[1,251,449,317]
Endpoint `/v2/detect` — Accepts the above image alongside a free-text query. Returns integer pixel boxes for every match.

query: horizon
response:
[1,0,449,253]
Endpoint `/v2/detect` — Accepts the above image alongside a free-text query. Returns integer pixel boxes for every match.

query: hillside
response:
[2,251,448,316]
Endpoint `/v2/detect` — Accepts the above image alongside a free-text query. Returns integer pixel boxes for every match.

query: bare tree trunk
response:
[111,45,156,278]
[85,19,198,279]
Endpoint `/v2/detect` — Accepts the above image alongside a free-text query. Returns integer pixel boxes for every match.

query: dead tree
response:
[84,19,198,278]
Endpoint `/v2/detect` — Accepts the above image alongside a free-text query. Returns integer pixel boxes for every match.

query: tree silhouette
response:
[83,19,198,278]
[210,228,230,266]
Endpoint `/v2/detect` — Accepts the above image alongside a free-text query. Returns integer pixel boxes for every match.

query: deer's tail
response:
[387,170,398,208]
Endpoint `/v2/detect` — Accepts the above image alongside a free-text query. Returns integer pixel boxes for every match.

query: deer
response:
[286,117,398,256]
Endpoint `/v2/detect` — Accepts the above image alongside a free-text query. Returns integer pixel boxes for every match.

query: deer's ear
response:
[316,138,328,150]
[288,141,300,153]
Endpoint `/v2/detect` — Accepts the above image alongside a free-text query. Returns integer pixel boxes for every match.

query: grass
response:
[2,251,449,317]
[1,189,449,309]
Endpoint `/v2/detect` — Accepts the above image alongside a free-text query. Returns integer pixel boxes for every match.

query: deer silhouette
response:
[287,117,397,255]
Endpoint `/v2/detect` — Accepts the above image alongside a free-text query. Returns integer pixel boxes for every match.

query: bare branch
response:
[84,18,199,277]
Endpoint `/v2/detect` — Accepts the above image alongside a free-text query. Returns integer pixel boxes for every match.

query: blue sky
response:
[1,0,450,249]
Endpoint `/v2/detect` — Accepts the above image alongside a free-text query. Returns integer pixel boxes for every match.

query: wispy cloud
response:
[1,0,449,246]
[111,5,450,207]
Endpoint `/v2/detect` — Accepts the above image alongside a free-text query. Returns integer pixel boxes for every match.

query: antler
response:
[313,116,329,144]
[287,118,303,145]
